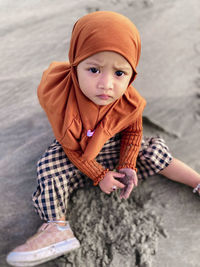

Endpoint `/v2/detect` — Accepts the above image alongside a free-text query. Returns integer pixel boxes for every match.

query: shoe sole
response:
[6,237,80,267]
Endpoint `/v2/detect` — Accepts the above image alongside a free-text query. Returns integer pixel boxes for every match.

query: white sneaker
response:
[6,221,80,266]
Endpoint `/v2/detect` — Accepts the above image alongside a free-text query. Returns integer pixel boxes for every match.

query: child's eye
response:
[115,70,125,77]
[89,67,99,74]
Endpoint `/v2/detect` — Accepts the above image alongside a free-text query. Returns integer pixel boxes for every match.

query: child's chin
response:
[94,98,115,106]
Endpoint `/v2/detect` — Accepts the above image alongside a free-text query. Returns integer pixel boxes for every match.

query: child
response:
[7,11,200,267]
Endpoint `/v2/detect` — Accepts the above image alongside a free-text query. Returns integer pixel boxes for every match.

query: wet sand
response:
[1,0,200,266]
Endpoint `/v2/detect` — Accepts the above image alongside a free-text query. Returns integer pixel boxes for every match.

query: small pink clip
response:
[87,129,95,137]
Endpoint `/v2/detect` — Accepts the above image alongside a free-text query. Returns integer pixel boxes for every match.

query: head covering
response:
[38,11,146,160]
[69,11,141,81]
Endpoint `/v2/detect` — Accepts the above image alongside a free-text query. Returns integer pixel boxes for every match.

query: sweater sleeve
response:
[62,146,109,186]
[117,115,143,171]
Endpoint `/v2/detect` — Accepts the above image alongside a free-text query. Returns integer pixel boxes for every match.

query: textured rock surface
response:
[1,0,200,266]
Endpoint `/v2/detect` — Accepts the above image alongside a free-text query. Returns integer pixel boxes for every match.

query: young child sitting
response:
[7,10,200,267]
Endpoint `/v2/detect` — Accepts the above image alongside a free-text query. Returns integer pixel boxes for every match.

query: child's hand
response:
[118,168,138,199]
[99,171,125,194]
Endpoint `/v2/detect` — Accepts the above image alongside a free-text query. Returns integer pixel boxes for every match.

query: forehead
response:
[84,51,132,69]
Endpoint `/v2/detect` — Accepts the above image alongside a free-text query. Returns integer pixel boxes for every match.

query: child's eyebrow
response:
[85,61,103,67]
[113,65,132,71]
[85,61,131,71]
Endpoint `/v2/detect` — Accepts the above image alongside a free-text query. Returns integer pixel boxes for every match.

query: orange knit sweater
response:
[63,115,143,185]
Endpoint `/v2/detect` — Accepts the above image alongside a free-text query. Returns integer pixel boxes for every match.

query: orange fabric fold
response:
[38,11,146,162]
[37,11,146,183]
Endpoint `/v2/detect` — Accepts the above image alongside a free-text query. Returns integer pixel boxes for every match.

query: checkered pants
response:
[32,135,172,221]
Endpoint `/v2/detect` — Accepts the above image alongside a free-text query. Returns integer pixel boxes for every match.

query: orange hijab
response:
[38,11,146,160]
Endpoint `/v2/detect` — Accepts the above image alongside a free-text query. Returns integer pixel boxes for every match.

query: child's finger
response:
[120,181,134,199]
[123,183,134,199]
[120,188,125,199]
[133,175,138,186]
[115,180,125,189]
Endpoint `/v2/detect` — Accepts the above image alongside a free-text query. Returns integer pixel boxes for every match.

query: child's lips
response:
[97,94,111,100]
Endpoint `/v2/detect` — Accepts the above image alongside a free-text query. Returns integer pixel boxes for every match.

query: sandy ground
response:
[1,0,200,266]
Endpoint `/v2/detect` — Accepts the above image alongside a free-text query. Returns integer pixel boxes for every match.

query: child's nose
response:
[98,73,113,90]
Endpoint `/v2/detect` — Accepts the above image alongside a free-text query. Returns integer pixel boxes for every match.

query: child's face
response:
[76,51,133,106]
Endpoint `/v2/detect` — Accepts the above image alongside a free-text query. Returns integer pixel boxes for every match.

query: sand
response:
[1,0,200,266]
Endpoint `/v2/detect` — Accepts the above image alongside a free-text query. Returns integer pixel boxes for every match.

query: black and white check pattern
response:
[137,136,172,179]
[32,134,172,221]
